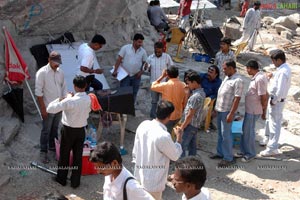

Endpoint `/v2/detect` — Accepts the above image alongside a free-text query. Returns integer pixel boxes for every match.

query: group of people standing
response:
[33,1,292,198]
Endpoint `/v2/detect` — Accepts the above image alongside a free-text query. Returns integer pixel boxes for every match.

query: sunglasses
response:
[208,67,215,72]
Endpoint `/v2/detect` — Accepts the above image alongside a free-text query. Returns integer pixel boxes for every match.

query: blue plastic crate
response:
[231,121,243,146]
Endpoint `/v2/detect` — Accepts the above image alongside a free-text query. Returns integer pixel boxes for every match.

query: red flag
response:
[3,27,30,84]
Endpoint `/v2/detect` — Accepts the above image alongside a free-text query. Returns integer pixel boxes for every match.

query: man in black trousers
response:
[47,75,91,188]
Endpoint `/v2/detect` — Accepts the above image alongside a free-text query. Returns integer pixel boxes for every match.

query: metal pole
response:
[25,79,43,120]
[30,161,57,176]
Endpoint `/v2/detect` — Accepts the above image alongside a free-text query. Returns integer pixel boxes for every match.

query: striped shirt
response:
[214,50,236,78]
[181,88,206,128]
[146,53,174,83]
[215,73,244,112]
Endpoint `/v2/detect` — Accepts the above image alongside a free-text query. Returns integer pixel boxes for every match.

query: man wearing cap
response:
[233,1,261,51]
[215,37,236,79]
[35,51,67,163]
[77,34,106,91]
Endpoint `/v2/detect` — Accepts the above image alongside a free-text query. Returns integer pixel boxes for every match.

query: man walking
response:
[47,75,91,188]
[233,1,261,51]
[132,100,183,200]
[35,51,67,163]
[210,59,244,167]
[260,50,291,157]
[77,34,106,91]
[235,60,268,162]
[112,33,147,102]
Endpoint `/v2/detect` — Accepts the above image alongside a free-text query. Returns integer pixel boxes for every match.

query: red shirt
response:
[178,0,192,17]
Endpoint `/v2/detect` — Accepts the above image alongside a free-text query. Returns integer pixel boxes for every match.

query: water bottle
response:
[90,128,97,147]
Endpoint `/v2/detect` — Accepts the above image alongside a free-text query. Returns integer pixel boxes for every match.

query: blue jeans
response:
[241,113,260,159]
[216,111,233,161]
[181,125,198,157]
[40,112,62,152]
[120,75,141,102]
[150,91,160,119]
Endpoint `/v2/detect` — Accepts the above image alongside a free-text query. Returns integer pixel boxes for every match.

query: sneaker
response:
[119,147,128,156]
[217,159,236,167]
[209,154,223,159]
[259,137,269,146]
[234,152,244,158]
[259,149,281,157]
[241,156,255,163]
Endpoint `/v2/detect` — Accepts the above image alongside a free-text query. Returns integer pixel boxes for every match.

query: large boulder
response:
[224,23,242,41]
[272,16,298,31]
[0,0,157,122]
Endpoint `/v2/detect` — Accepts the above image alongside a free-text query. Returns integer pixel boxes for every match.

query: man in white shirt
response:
[146,41,173,119]
[47,75,91,188]
[77,34,106,91]
[112,33,147,102]
[35,51,67,163]
[132,100,183,200]
[260,50,291,157]
[172,156,211,200]
[90,141,154,200]
[232,1,261,51]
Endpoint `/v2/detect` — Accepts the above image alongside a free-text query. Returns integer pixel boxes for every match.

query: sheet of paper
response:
[110,65,128,81]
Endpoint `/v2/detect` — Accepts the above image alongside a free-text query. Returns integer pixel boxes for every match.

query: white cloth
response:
[77,43,98,77]
[266,62,291,151]
[146,53,174,82]
[132,119,182,193]
[46,92,91,128]
[182,187,211,200]
[35,63,67,107]
[103,167,154,200]
[269,63,291,104]
[232,8,261,50]
[118,44,147,76]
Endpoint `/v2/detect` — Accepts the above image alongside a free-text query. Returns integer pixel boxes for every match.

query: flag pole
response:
[3,26,42,120]
[25,79,43,120]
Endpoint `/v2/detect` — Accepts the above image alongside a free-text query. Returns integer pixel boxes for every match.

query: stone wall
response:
[0,0,158,118]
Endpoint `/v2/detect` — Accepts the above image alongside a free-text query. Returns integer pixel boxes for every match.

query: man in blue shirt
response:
[199,65,222,100]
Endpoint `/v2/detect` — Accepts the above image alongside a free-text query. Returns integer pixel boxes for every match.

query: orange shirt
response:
[151,78,187,120]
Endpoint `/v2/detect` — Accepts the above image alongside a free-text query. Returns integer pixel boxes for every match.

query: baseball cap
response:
[49,51,62,64]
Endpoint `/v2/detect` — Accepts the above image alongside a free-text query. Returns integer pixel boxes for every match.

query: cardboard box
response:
[81,148,98,175]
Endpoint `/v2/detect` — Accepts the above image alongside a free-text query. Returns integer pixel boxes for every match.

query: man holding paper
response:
[77,34,106,91]
[112,33,147,102]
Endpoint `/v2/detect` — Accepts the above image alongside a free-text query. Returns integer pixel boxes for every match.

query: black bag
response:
[123,177,135,200]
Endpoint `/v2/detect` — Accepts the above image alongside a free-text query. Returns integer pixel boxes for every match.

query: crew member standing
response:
[47,75,91,188]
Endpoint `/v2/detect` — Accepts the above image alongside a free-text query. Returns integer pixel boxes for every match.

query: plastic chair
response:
[166,27,186,63]
[200,97,211,127]
[204,98,216,132]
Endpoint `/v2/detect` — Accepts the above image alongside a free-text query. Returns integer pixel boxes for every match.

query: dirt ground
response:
[1,4,300,200]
